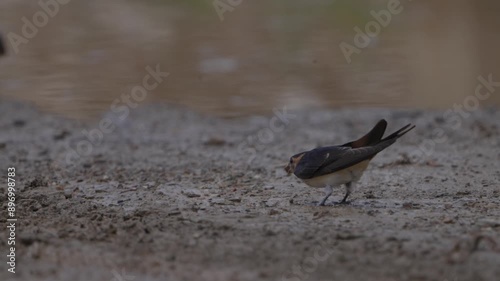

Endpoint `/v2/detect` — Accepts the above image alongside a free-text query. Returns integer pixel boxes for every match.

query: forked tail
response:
[345,119,388,148]
[380,123,416,142]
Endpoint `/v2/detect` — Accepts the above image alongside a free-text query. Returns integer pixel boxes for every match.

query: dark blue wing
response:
[293,146,350,179]
[294,139,397,179]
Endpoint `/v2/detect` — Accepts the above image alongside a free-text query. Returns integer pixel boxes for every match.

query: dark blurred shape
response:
[0,34,5,56]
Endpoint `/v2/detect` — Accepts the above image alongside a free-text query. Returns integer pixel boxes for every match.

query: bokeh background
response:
[0,0,499,119]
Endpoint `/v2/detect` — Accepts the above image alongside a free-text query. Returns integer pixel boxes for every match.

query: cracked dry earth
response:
[0,100,499,281]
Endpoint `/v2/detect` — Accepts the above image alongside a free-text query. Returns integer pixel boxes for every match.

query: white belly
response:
[301,160,370,188]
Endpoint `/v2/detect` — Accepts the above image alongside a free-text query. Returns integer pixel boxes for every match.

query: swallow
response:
[284,119,415,206]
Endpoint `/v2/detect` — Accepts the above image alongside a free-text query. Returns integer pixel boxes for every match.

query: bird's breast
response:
[301,160,370,188]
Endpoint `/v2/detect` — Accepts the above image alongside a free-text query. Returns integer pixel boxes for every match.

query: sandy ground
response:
[0,100,499,281]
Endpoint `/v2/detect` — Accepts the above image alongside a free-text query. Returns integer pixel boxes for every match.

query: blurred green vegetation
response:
[148,0,214,15]
[2,0,498,119]
[148,0,386,27]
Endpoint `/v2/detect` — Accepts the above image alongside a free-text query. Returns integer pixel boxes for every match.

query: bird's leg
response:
[340,182,353,204]
[318,185,333,206]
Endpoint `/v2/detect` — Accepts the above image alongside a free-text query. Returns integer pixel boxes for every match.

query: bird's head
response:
[284,153,305,176]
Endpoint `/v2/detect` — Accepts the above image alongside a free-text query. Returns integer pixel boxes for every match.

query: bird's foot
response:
[317,200,327,206]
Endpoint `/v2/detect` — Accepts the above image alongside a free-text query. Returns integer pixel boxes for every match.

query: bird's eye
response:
[289,159,293,163]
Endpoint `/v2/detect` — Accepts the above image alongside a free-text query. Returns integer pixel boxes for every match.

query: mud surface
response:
[0,100,499,281]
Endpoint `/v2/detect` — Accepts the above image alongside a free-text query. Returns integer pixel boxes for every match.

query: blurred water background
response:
[0,0,499,119]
